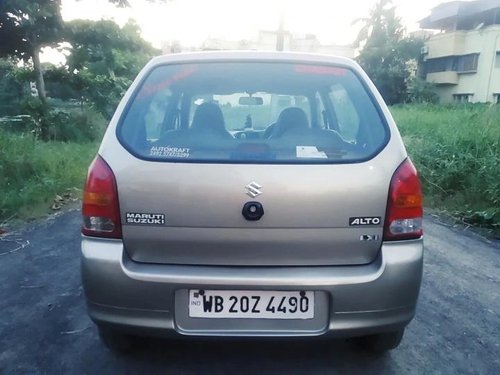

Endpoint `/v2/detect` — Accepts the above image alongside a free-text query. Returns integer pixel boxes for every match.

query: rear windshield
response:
[118,62,388,163]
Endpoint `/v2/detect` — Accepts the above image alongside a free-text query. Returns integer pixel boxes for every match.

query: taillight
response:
[82,156,122,238]
[383,158,423,241]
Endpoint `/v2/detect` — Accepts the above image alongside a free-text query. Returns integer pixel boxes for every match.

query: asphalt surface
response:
[0,209,499,374]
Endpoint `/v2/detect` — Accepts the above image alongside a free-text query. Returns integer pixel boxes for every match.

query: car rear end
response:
[81,51,423,351]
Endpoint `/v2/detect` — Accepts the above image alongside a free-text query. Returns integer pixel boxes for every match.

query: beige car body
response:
[81,51,423,348]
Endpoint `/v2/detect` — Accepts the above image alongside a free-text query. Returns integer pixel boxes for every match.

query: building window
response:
[496,52,500,69]
[453,94,472,103]
[425,56,454,74]
[494,94,500,104]
[454,54,479,72]
[425,54,480,75]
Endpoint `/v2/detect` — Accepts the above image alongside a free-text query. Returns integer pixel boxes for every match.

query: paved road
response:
[0,209,499,374]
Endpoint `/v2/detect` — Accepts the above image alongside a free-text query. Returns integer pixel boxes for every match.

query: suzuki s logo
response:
[245,181,263,198]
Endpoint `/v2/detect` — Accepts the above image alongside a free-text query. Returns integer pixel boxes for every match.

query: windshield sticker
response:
[126,213,165,225]
[296,146,328,159]
[150,145,190,158]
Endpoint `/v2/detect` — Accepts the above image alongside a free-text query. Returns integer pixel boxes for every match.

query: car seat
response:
[269,107,310,138]
[191,102,233,139]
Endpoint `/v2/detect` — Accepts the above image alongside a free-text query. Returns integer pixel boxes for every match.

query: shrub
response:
[0,58,26,116]
[45,109,107,142]
[4,98,107,143]
[406,77,439,104]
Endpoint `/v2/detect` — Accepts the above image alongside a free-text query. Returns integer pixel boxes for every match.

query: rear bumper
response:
[81,237,423,338]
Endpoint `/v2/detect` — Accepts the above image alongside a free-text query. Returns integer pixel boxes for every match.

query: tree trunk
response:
[32,45,50,140]
[32,45,47,105]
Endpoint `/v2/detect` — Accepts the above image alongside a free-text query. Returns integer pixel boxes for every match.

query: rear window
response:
[118,62,388,163]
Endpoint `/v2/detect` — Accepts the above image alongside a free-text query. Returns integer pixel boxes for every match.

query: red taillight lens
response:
[82,156,122,238]
[383,158,423,241]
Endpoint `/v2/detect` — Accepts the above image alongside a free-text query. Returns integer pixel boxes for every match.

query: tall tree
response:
[0,0,63,106]
[354,0,422,104]
[65,19,157,79]
[63,19,159,118]
[0,0,167,104]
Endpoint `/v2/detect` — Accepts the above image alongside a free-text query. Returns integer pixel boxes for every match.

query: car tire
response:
[97,326,136,354]
[357,329,405,353]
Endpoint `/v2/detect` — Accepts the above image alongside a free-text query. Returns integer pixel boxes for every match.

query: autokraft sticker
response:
[349,217,381,226]
[125,212,165,225]
[150,146,190,158]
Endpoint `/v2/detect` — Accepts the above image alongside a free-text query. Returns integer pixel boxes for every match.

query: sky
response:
[42,0,446,63]
[61,0,447,45]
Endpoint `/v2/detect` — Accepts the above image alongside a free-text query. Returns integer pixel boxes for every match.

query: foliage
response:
[43,64,80,100]
[93,0,169,7]
[0,0,64,111]
[0,128,98,220]
[0,0,162,135]
[0,0,66,139]
[62,19,159,118]
[392,104,500,233]
[0,0,62,60]
[11,98,106,142]
[354,0,423,104]
[0,58,26,115]
[406,77,439,104]
[64,19,157,79]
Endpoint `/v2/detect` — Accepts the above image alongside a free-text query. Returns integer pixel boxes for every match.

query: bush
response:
[0,58,26,116]
[406,77,439,104]
[0,129,98,220]
[5,97,107,142]
[45,109,107,142]
[391,103,500,231]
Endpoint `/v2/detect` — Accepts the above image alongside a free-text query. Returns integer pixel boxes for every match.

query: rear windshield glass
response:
[118,62,388,163]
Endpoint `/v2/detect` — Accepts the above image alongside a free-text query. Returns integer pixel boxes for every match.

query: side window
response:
[144,88,172,141]
[329,84,360,142]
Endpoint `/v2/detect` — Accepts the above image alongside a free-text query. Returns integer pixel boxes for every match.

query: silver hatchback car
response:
[81,51,423,353]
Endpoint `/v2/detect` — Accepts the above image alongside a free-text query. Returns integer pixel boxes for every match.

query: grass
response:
[391,103,500,234]
[0,129,98,221]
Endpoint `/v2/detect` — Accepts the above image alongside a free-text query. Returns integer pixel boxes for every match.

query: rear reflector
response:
[82,156,122,238]
[383,158,423,241]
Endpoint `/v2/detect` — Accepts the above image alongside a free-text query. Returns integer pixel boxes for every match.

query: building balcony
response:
[426,71,459,85]
[425,31,467,59]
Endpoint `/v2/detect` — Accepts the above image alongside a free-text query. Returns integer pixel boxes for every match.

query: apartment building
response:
[420,0,500,103]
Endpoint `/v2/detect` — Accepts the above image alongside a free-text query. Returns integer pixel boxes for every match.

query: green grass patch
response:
[391,103,500,234]
[0,129,98,221]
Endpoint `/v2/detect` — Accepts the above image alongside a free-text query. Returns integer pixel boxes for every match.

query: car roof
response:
[148,50,359,69]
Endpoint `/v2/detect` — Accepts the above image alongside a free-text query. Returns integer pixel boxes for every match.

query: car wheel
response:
[97,326,136,354]
[358,329,405,353]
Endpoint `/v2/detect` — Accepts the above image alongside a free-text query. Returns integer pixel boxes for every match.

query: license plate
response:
[188,290,314,319]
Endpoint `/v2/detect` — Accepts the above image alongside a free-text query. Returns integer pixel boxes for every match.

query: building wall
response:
[423,25,500,103]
